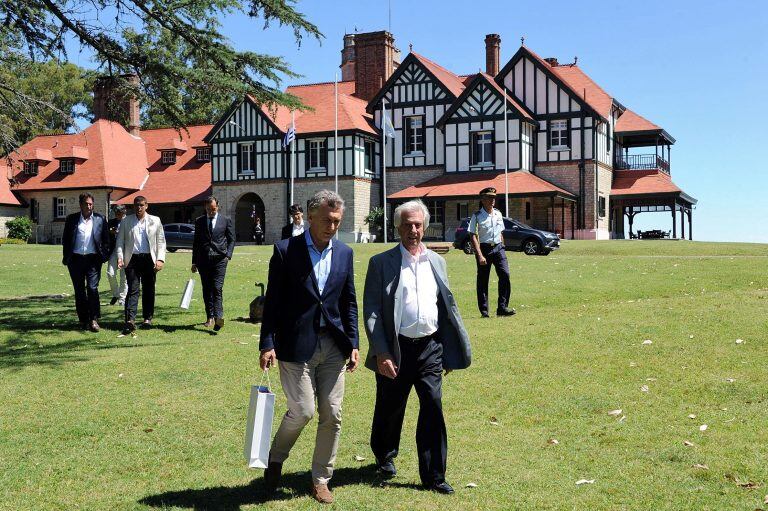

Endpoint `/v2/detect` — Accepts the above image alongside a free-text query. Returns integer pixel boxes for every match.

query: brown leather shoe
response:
[89,320,100,333]
[203,318,214,328]
[311,483,333,504]
[264,461,282,490]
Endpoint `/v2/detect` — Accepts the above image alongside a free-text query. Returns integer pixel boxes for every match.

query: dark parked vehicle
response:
[163,223,195,252]
[453,217,560,256]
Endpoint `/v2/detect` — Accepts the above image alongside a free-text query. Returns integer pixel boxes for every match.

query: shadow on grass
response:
[139,465,385,510]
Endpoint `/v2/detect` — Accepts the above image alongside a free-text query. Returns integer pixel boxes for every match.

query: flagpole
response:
[504,86,509,217]
[382,99,388,244]
[334,73,339,196]
[290,111,295,208]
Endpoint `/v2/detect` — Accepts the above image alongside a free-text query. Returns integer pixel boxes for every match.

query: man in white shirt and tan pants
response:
[116,195,166,335]
[364,199,471,495]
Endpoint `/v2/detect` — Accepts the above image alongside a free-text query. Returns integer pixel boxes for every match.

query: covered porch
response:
[387,171,577,241]
[610,170,697,240]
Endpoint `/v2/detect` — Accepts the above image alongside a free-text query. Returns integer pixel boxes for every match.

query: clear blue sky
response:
[66,0,768,243]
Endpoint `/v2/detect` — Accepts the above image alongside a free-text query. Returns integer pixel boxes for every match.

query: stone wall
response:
[0,205,25,238]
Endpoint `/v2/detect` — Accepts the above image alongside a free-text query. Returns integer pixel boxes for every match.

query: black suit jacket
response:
[192,214,235,266]
[62,212,111,265]
[260,234,358,363]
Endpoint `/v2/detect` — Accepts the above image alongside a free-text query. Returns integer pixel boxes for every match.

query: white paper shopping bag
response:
[179,278,195,309]
[244,379,275,469]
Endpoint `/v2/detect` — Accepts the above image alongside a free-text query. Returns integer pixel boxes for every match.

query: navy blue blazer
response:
[62,212,110,265]
[259,234,359,363]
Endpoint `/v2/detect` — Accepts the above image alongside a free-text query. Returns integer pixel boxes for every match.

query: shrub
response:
[5,216,33,242]
[364,207,384,241]
[0,237,27,245]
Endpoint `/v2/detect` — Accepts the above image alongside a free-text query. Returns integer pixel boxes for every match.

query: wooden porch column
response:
[671,202,677,238]
[680,207,685,239]
[550,196,555,232]
[688,209,692,240]
[570,202,575,239]
[561,198,565,238]
[628,210,634,238]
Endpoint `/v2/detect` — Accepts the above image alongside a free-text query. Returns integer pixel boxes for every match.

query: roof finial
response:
[409,43,413,53]
[574,56,578,65]
[521,36,525,46]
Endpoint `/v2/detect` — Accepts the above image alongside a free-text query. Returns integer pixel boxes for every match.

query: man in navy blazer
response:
[62,192,111,332]
[259,190,358,505]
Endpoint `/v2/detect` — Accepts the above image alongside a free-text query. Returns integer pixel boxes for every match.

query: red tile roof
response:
[522,47,614,120]
[388,171,574,200]
[256,80,377,135]
[1,168,22,206]
[118,124,213,205]
[615,108,661,133]
[611,170,683,196]
[411,53,467,98]
[10,120,148,191]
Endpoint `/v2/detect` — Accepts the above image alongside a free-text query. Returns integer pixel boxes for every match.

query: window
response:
[456,203,469,221]
[364,140,374,172]
[179,225,194,234]
[598,196,606,218]
[23,161,39,175]
[239,143,253,173]
[59,159,75,174]
[549,119,569,149]
[164,224,179,233]
[471,131,494,166]
[55,197,66,219]
[161,150,176,164]
[404,116,424,154]
[30,199,39,223]
[196,147,211,162]
[309,139,327,169]
[525,201,531,221]
[426,200,444,224]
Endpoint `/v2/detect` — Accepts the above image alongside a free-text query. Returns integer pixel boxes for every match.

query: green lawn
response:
[1,240,767,510]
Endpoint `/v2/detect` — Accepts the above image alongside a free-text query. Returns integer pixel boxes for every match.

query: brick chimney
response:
[544,57,559,67]
[485,34,501,76]
[93,74,141,136]
[351,31,398,102]
[340,33,356,81]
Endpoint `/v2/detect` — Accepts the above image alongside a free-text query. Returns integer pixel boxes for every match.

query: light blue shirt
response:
[305,230,333,327]
[468,208,505,245]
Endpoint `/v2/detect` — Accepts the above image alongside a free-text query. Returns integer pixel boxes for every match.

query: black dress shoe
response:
[480,311,490,318]
[213,318,224,331]
[376,460,397,479]
[121,322,136,335]
[141,319,153,329]
[496,307,516,316]
[264,461,283,490]
[425,481,454,494]
[109,297,119,305]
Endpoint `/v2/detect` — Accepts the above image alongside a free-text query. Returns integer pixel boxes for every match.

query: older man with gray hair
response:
[259,189,359,504]
[364,199,471,494]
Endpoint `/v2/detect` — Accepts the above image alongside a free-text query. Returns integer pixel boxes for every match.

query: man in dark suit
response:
[191,195,235,331]
[259,190,358,505]
[364,199,471,495]
[62,192,111,332]
[280,203,306,240]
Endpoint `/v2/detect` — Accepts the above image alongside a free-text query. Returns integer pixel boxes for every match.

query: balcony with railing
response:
[614,154,670,174]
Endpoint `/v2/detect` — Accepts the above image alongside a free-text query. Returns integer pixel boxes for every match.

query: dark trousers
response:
[198,254,228,319]
[124,253,156,323]
[371,336,447,485]
[67,254,102,324]
[476,243,511,313]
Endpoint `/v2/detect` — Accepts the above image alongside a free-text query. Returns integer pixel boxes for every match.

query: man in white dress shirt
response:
[364,199,471,495]
[62,193,111,332]
[280,204,306,240]
[468,187,515,318]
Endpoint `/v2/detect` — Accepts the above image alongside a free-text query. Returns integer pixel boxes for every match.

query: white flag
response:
[283,125,295,147]
[382,112,395,139]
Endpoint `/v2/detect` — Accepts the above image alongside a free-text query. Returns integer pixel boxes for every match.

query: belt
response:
[398,333,435,343]
[480,242,500,249]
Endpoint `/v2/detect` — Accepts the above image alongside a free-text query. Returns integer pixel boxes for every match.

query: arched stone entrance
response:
[234,192,266,242]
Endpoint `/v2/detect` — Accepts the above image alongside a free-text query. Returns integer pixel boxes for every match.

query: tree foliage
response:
[5,216,33,241]
[0,0,322,150]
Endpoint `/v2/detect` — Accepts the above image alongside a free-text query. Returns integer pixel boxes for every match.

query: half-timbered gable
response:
[436,73,535,173]
[204,95,284,182]
[367,53,465,168]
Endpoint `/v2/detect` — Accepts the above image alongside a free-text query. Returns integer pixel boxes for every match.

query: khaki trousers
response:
[270,332,346,485]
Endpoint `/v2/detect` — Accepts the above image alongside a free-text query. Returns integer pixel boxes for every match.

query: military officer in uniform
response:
[467,187,516,318]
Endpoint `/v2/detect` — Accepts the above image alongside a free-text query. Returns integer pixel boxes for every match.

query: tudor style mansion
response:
[2,31,696,244]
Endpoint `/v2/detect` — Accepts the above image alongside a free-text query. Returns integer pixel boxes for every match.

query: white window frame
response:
[549,120,569,150]
[308,139,326,170]
[239,143,254,174]
[55,197,67,219]
[471,131,494,166]
[161,150,176,164]
[59,159,75,174]
[196,147,211,162]
[23,161,39,175]
[598,195,607,218]
[364,139,374,172]
[404,115,424,155]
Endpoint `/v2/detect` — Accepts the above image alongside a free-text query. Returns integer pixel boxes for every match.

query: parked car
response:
[453,217,560,256]
[163,223,195,252]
